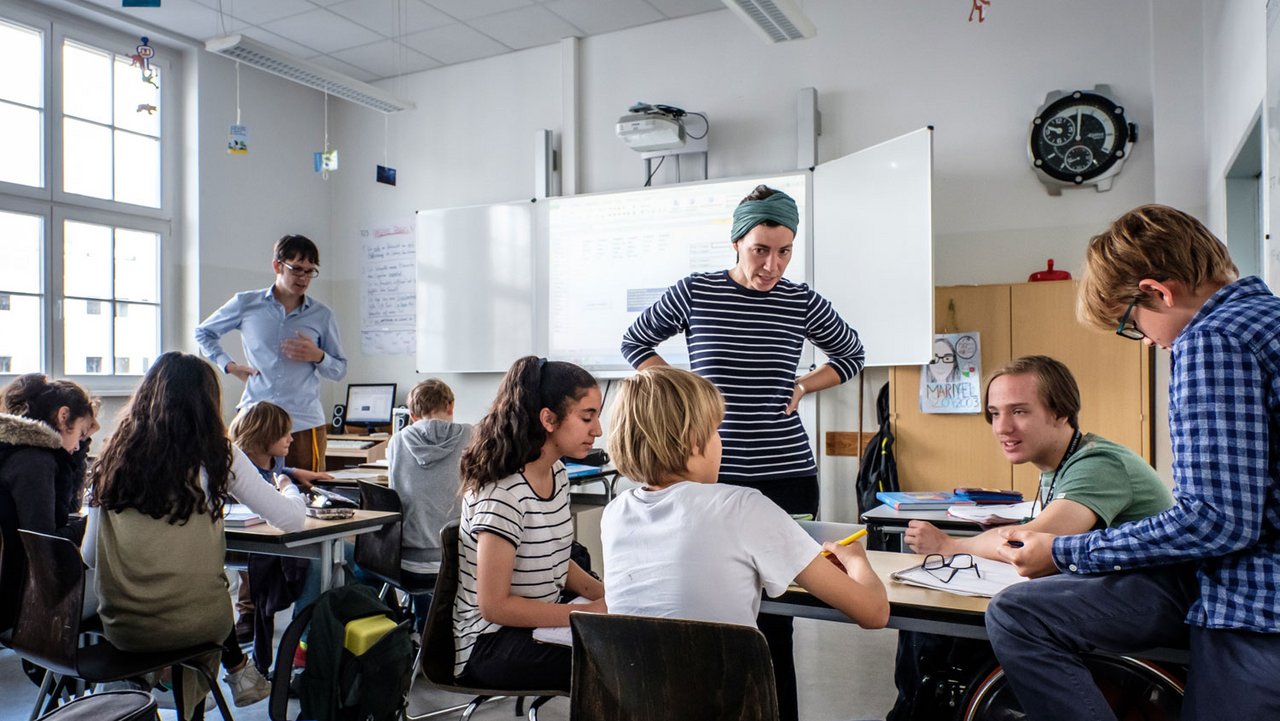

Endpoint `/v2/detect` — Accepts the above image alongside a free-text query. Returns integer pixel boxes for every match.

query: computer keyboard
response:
[328,439,375,450]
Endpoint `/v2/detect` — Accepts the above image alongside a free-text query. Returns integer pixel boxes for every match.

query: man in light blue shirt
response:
[195,234,347,473]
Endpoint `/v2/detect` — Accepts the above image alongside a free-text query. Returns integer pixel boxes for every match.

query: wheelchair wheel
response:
[958,654,1184,721]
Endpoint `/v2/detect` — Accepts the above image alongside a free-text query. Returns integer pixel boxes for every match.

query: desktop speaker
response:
[392,406,411,433]
[331,404,346,433]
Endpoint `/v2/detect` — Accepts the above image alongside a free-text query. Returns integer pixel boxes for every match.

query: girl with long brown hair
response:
[82,352,306,711]
[451,356,606,692]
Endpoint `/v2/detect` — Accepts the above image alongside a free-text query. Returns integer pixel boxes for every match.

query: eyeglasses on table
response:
[922,553,981,584]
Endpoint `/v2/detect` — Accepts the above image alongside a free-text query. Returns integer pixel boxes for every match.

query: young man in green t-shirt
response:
[905,355,1171,560]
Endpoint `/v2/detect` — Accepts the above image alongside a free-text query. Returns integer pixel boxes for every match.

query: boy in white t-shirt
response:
[601,366,888,630]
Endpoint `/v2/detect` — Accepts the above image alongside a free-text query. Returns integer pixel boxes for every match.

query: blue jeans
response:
[986,563,1280,721]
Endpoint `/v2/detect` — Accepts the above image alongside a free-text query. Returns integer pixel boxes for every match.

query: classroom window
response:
[63,220,160,377]
[0,6,173,386]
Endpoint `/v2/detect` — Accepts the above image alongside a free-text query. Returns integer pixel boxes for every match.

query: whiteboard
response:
[545,173,809,373]
[415,201,537,373]
[814,127,934,366]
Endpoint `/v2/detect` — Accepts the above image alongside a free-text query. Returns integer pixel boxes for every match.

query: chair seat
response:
[34,690,157,721]
[61,640,223,683]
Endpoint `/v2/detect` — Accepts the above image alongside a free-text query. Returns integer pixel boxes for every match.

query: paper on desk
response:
[531,596,594,647]
[891,557,1029,598]
[329,468,388,480]
[946,501,1034,526]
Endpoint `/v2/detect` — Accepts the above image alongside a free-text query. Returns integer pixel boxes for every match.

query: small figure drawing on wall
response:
[921,332,981,414]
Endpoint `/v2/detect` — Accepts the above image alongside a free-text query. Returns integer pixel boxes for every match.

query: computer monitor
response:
[344,383,397,431]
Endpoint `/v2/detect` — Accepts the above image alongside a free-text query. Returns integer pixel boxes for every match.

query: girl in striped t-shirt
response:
[452,356,606,691]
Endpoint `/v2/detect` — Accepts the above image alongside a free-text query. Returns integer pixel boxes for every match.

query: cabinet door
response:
[1010,281,1151,498]
[891,285,1013,491]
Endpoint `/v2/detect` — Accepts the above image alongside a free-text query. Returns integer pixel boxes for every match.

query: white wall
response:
[191,53,333,422]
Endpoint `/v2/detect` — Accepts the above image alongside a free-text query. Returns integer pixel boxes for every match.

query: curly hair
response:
[459,356,596,494]
[91,352,233,524]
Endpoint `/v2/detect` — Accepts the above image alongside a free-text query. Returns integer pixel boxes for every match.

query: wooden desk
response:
[761,550,1189,664]
[325,433,389,469]
[225,509,399,591]
[762,551,989,639]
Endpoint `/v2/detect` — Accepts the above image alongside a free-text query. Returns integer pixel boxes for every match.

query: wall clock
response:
[1029,85,1137,195]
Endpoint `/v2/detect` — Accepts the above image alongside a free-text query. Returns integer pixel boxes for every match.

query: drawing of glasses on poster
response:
[921,332,981,414]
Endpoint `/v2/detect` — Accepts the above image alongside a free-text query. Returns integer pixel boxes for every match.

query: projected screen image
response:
[547,173,808,372]
[345,384,397,425]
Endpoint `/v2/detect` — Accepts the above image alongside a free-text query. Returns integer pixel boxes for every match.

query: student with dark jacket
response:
[0,374,97,631]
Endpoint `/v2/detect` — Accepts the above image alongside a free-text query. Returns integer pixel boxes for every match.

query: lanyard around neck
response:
[1032,429,1083,517]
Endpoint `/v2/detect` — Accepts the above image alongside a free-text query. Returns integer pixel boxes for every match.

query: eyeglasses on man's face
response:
[278,259,320,279]
[1115,297,1145,341]
[922,553,981,584]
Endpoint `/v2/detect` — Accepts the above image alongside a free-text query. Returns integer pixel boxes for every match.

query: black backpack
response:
[855,384,899,538]
[295,585,414,721]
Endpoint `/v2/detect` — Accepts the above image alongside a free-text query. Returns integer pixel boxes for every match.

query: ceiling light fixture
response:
[721,0,816,43]
[205,34,416,114]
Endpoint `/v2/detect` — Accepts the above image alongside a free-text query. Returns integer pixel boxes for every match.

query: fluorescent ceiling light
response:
[205,34,415,114]
[721,0,816,43]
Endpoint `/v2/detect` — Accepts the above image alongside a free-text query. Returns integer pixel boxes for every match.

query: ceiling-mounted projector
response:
[616,105,686,152]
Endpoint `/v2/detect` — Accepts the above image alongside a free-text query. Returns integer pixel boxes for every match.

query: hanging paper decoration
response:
[130,37,158,87]
[314,93,337,179]
[969,0,990,23]
[376,115,396,185]
[136,103,157,115]
[228,124,248,155]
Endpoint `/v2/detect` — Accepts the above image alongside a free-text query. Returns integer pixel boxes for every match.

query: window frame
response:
[0,3,179,394]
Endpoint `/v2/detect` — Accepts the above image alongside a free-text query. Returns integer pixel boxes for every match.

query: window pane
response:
[64,220,112,299]
[114,301,156,376]
[0,101,43,187]
[114,228,158,303]
[113,131,160,207]
[0,293,43,374]
[63,41,111,124]
[63,117,111,199]
[0,19,42,108]
[63,297,111,374]
[0,210,43,294]
[114,58,159,137]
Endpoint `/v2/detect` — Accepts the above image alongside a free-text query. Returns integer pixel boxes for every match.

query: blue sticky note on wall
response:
[123,0,161,7]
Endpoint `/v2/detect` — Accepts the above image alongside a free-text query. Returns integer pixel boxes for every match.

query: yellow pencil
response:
[820,528,868,555]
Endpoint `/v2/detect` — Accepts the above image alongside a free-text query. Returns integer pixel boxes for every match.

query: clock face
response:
[1030,91,1131,184]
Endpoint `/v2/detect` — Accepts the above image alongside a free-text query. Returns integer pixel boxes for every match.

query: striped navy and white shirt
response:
[1054,277,1280,631]
[621,271,864,482]
[452,463,573,676]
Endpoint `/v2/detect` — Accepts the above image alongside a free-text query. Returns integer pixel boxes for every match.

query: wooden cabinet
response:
[889,281,1152,499]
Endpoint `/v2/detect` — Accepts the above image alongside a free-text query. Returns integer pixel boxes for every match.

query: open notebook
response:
[890,556,1028,598]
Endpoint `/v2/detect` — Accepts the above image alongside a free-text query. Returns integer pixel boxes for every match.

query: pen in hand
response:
[821,528,868,556]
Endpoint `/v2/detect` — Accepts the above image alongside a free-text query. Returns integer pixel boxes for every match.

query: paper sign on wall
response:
[920,332,981,414]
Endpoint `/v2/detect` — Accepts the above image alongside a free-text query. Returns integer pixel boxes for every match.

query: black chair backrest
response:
[569,613,780,721]
[354,480,403,583]
[14,530,87,677]
[421,520,461,686]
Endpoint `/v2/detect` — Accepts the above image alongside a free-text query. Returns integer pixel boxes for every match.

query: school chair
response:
[407,520,565,721]
[354,480,436,613]
[568,613,779,721]
[10,530,233,721]
[32,690,157,721]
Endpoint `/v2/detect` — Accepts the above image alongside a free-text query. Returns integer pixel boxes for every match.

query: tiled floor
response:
[0,616,899,721]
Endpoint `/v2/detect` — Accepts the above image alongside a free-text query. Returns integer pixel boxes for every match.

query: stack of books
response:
[953,487,1024,505]
[874,491,974,511]
[224,503,264,528]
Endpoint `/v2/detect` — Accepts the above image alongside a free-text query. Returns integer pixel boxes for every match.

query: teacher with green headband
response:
[620,184,864,721]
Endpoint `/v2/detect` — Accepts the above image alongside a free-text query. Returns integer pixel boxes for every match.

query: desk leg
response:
[318,540,337,591]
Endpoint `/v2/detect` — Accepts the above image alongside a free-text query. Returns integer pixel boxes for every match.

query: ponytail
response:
[459,356,596,493]
[0,373,96,432]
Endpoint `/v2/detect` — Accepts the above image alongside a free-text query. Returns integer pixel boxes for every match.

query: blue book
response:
[875,491,974,511]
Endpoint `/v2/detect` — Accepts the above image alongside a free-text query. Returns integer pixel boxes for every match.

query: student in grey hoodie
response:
[388,378,472,626]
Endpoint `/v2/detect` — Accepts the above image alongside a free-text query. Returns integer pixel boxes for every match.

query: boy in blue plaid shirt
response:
[987,204,1280,721]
